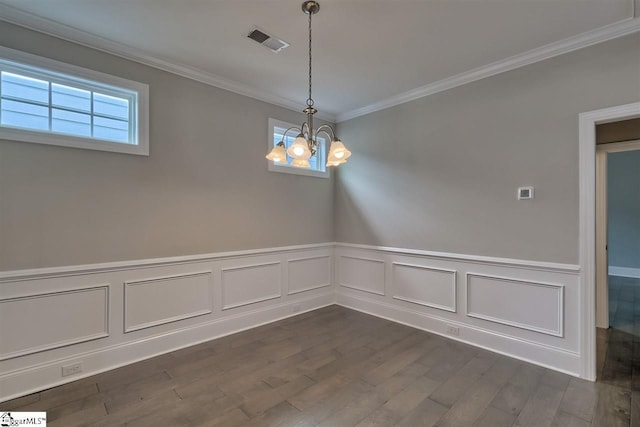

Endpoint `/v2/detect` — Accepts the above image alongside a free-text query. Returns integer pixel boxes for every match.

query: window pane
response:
[52,108,91,137]
[309,156,318,170]
[94,93,129,120]
[93,116,129,142]
[52,83,90,112]
[0,99,49,130]
[1,72,49,104]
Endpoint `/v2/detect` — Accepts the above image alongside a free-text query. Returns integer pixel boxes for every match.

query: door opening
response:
[579,102,640,381]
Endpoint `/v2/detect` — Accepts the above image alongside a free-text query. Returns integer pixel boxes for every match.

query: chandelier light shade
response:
[265,1,351,169]
[287,134,312,160]
[327,139,351,162]
[291,158,311,168]
[265,141,287,163]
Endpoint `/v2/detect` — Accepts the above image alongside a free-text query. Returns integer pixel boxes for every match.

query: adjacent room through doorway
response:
[595,118,640,397]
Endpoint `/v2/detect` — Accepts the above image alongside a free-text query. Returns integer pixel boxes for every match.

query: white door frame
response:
[595,139,640,329]
[595,148,608,329]
[579,102,640,380]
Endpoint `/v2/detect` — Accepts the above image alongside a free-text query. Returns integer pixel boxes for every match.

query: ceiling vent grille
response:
[248,28,289,53]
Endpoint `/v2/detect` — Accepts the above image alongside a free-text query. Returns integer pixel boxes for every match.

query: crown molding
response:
[1,3,637,125]
[336,17,640,123]
[0,3,337,122]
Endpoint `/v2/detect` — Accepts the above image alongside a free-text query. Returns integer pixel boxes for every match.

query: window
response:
[268,118,329,178]
[0,47,149,155]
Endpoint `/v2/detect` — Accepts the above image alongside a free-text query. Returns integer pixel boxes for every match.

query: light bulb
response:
[293,146,304,156]
[335,151,344,159]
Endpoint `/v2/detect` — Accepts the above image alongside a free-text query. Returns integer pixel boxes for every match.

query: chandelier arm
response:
[300,121,311,139]
[315,124,336,141]
[280,126,302,142]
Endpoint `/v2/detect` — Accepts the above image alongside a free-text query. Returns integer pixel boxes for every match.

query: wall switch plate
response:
[518,186,534,200]
[62,362,83,377]
[446,325,460,336]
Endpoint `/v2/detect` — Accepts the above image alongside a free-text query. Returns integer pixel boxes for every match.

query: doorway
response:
[594,120,640,387]
[579,102,640,382]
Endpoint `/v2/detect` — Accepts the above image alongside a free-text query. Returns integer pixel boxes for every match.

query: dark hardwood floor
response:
[595,275,640,427]
[1,302,635,426]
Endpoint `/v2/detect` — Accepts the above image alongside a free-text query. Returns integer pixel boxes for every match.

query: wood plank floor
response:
[595,275,640,427]
[0,304,628,426]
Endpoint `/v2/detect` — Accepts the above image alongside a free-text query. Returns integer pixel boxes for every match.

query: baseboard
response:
[0,293,333,403]
[0,241,587,401]
[0,243,336,402]
[609,266,640,279]
[333,243,582,377]
[336,291,580,376]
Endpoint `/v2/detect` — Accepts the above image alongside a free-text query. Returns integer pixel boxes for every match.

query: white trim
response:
[220,262,283,310]
[286,255,332,295]
[609,266,640,279]
[391,262,457,313]
[336,292,581,377]
[338,255,386,296]
[0,46,149,156]
[1,4,638,124]
[596,139,640,153]
[336,17,640,122]
[0,4,335,122]
[0,294,334,403]
[0,285,109,361]
[595,150,609,329]
[336,242,579,273]
[0,242,335,282]
[465,273,564,338]
[123,271,213,333]
[0,243,585,400]
[579,102,640,381]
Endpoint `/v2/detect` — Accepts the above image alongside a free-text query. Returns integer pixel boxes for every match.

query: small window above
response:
[0,47,149,156]
[267,118,329,178]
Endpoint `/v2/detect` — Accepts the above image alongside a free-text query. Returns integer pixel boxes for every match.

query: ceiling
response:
[0,0,636,121]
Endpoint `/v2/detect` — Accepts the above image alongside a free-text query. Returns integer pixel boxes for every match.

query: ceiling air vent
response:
[248,28,289,53]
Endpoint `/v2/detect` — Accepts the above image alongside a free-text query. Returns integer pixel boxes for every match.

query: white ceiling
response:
[0,0,636,121]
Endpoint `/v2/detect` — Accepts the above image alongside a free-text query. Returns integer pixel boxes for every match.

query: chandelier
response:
[266,1,351,168]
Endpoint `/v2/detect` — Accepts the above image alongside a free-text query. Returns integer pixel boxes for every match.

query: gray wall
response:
[335,34,640,264]
[608,149,640,270]
[0,23,334,271]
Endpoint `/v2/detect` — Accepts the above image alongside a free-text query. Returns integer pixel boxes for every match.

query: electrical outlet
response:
[445,325,460,336]
[62,362,83,377]
[292,304,301,313]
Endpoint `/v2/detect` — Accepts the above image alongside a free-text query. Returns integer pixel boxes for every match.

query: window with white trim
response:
[267,118,329,178]
[0,47,148,155]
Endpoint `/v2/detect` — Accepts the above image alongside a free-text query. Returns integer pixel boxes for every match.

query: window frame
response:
[267,118,330,178]
[0,46,149,156]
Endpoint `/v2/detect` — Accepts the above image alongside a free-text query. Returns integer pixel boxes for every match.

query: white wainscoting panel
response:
[334,243,580,376]
[0,241,584,401]
[221,262,282,310]
[466,273,564,337]
[0,286,109,360]
[0,243,335,403]
[338,255,385,295]
[392,263,457,312]
[124,271,213,333]
[288,256,331,295]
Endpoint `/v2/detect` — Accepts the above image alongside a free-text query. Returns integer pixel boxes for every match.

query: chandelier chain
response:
[307,10,314,107]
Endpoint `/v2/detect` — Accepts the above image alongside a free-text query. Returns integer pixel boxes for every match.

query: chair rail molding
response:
[0,243,334,403]
[0,237,599,402]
